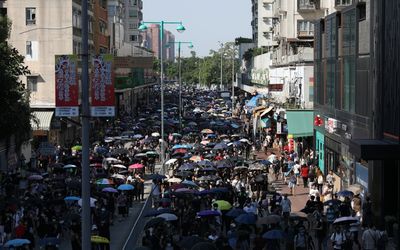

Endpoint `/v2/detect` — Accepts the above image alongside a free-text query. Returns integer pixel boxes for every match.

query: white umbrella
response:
[151,132,160,137]
[165,158,178,165]
[111,174,125,179]
[105,157,121,163]
[112,164,127,169]
[239,138,250,143]
[157,213,178,221]
[78,197,97,207]
[333,216,359,225]
[167,177,182,183]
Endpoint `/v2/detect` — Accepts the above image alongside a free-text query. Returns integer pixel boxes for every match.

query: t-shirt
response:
[280,198,291,213]
[293,164,301,174]
[330,231,346,249]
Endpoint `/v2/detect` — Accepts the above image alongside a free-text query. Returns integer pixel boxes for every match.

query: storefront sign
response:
[55,55,79,117]
[355,162,368,191]
[325,118,338,134]
[91,54,115,117]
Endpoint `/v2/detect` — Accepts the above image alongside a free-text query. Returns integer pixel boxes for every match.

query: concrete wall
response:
[8,0,74,108]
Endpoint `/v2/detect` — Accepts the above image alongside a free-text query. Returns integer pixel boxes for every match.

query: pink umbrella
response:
[129,163,144,170]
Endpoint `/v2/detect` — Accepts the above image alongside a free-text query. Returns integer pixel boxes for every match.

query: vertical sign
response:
[91,54,115,117]
[55,55,79,117]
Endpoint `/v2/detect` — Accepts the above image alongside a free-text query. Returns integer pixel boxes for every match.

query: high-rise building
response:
[108,0,125,54]
[123,0,142,46]
[142,24,175,61]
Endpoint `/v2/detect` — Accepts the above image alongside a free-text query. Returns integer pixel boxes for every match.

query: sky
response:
[142,0,252,57]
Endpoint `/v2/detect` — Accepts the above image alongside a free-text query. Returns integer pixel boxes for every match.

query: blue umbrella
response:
[133,134,143,139]
[198,210,221,217]
[337,190,354,197]
[172,144,191,150]
[145,208,174,217]
[179,163,196,171]
[262,229,285,239]
[207,134,217,138]
[213,142,228,150]
[181,180,198,188]
[95,147,108,155]
[197,160,214,168]
[64,196,80,201]
[117,184,134,191]
[202,166,217,172]
[235,213,257,224]
[4,239,31,247]
[226,208,246,218]
[259,160,271,165]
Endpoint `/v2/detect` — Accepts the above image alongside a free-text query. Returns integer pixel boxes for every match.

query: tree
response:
[0,16,33,144]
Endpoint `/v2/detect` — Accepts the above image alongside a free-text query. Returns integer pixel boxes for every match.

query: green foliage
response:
[0,16,32,142]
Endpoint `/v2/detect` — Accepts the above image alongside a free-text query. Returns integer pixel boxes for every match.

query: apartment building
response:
[142,24,175,62]
[123,0,142,46]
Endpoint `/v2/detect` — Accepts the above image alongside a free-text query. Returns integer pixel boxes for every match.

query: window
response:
[26,41,32,58]
[129,9,137,17]
[26,8,36,25]
[27,76,37,92]
[99,21,107,34]
[129,23,138,30]
[72,10,81,28]
[130,0,138,6]
[130,35,138,42]
[357,3,366,21]
[297,20,314,36]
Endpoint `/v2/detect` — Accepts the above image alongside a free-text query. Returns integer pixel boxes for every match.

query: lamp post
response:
[218,41,224,90]
[139,21,186,169]
[231,45,236,117]
[166,41,193,132]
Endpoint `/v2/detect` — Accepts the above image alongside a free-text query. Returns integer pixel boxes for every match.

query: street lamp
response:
[139,21,186,169]
[166,41,194,132]
[218,41,224,90]
[231,45,237,117]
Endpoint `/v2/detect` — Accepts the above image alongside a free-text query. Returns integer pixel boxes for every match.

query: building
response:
[93,0,109,54]
[107,0,125,54]
[314,0,400,233]
[142,24,175,61]
[123,0,142,46]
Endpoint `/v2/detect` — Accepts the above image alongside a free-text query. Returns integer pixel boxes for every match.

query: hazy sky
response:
[142,0,252,57]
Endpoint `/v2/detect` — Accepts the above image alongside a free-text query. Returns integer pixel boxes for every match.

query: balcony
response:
[335,0,353,9]
[297,30,314,38]
[297,0,320,12]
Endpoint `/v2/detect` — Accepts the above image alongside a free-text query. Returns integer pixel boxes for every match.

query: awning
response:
[349,139,400,160]
[286,110,314,138]
[31,111,54,130]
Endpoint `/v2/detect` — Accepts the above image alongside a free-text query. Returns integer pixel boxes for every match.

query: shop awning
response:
[31,111,54,130]
[286,110,314,138]
[349,139,400,160]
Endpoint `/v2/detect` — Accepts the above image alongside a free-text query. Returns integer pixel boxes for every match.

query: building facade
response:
[123,0,142,46]
[142,24,175,61]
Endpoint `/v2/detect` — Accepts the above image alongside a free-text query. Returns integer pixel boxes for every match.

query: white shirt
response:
[231,179,242,192]
[293,164,301,174]
[309,188,320,198]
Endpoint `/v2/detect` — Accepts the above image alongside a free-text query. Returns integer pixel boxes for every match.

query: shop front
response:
[324,136,342,191]
[315,130,325,173]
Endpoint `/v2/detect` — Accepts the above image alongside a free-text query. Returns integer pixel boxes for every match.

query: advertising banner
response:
[91,54,115,117]
[55,55,79,117]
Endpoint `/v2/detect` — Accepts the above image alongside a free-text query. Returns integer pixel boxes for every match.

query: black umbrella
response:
[144,217,165,230]
[179,236,206,249]
[146,173,167,180]
[191,242,217,250]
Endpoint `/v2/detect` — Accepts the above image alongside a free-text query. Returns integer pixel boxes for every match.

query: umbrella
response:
[64,196,80,201]
[290,212,308,221]
[239,138,250,144]
[111,148,129,155]
[165,158,178,165]
[157,213,178,221]
[134,153,147,158]
[112,164,127,169]
[190,155,202,162]
[91,235,109,244]
[172,133,182,137]
[96,178,113,185]
[174,188,196,194]
[337,190,354,197]
[151,132,160,137]
[259,159,271,165]
[191,242,218,250]
[181,180,198,188]
[145,208,174,217]
[212,200,232,210]
[262,229,285,239]
[4,239,31,247]
[133,134,144,139]
[147,173,166,180]
[38,237,61,247]
[235,213,257,224]
[102,187,118,193]
[226,208,246,218]
[105,157,121,163]
[200,140,210,145]
[213,142,228,150]
[167,177,182,183]
[179,236,205,249]
[129,163,144,169]
[71,145,82,151]
[187,121,197,126]
[201,129,214,134]
[257,214,281,225]
[95,147,108,155]
[172,144,191,150]
[144,217,165,230]
[179,163,196,171]
[333,216,359,225]
[27,174,43,181]
[323,199,341,206]
[117,184,134,191]
[90,163,103,168]
[63,164,77,169]
[198,210,221,217]
[146,151,159,157]
[249,165,263,171]
[78,197,97,207]
[111,174,125,179]
[197,160,214,168]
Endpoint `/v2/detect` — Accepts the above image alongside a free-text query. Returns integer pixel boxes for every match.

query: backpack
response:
[376,231,388,248]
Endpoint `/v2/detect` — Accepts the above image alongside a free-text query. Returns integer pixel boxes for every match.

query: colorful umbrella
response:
[71,145,82,151]
[91,235,109,244]
[4,239,31,247]
[64,196,80,201]
[129,163,144,169]
[102,187,118,193]
[201,129,214,134]
[96,178,113,185]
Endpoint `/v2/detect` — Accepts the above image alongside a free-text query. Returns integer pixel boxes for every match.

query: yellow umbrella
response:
[91,235,109,244]
[213,200,232,210]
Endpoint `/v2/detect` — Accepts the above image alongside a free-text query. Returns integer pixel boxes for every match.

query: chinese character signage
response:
[55,55,79,117]
[91,54,115,117]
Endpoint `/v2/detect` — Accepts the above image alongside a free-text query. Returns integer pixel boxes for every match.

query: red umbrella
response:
[129,163,144,170]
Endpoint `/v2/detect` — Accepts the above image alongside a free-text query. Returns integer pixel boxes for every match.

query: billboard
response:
[55,55,79,117]
[91,54,115,117]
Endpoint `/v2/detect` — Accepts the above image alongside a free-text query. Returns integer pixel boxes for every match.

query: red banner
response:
[55,55,79,117]
[91,54,115,117]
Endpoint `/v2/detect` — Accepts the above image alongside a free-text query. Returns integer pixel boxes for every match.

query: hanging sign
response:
[91,54,115,117]
[55,55,79,117]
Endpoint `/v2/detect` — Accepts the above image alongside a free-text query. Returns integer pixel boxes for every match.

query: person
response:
[326,170,335,186]
[330,225,347,249]
[349,221,362,250]
[280,194,291,221]
[294,226,310,250]
[309,184,320,198]
[362,196,373,228]
[300,164,309,188]
[293,161,301,185]
[288,172,297,196]
[361,224,379,250]
[317,171,324,194]
[326,203,338,225]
